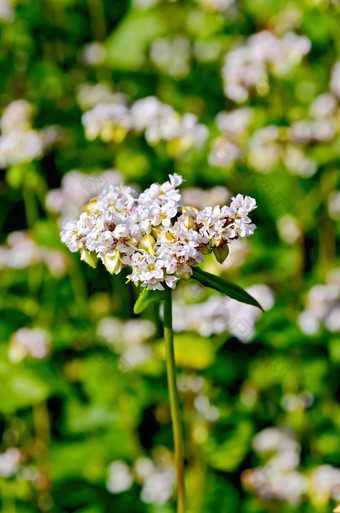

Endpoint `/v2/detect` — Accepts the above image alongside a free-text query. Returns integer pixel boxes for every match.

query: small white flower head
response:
[106,461,133,494]
[9,327,51,362]
[61,174,257,290]
[0,448,21,477]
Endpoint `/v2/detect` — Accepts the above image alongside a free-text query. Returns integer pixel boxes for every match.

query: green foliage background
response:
[0,0,340,512]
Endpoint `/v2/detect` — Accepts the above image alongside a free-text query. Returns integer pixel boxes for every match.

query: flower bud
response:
[139,234,156,254]
[151,227,162,239]
[83,198,99,213]
[103,250,122,274]
[213,244,229,264]
[182,206,199,214]
[80,248,98,268]
[127,237,138,246]
[184,215,195,230]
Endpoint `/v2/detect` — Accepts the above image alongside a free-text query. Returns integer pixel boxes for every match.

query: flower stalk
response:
[163,287,185,513]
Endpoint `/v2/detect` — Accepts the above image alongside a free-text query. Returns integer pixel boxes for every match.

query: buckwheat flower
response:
[289,119,336,143]
[0,100,61,167]
[172,284,272,339]
[299,272,340,335]
[60,174,257,290]
[141,469,175,505]
[0,130,44,167]
[77,83,126,111]
[0,0,15,22]
[209,137,241,168]
[247,126,281,172]
[106,461,134,494]
[0,231,40,270]
[216,108,253,136]
[222,31,310,102]
[150,37,191,79]
[9,327,51,362]
[82,102,132,142]
[130,97,208,151]
[310,466,340,502]
[310,93,337,118]
[284,146,317,177]
[0,100,33,133]
[46,170,124,220]
[82,42,107,66]
[0,448,20,477]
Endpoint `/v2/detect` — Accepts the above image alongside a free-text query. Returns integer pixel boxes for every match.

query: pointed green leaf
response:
[192,267,264,311]
[134,288,166,314]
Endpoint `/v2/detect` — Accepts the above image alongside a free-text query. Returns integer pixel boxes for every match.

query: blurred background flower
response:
[0,0,340,511]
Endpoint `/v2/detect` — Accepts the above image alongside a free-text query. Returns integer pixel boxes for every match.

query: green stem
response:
[163,288,185,513]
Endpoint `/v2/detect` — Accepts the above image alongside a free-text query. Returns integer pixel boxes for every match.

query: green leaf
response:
[133,288,166,314]
[192,267,264,311]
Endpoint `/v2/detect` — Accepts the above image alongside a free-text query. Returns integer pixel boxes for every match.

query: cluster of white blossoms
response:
[243,427,340,507]
[222,31,311,103]
[9,327,51,363]
[106,448,175,506]
[82,96,208,153]
[298,270,340,335]
[97,317,155,368]
[150,36,191,79]
[243,427,308,505]
[0,0,15,22]
[0,231,67,277]
[213,56,340,177]
[0,100,62,168]
[76,83,126,111]
[172,284,273,340]
[60,174,257,290]
[0,448,21,477]
[46,169,123,220]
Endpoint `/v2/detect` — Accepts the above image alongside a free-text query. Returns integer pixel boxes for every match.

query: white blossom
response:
[0,449,20,477]
[61,174,257,290]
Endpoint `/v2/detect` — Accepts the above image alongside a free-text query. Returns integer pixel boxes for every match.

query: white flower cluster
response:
[77,83,126,111]
[172,284,273,340]
[178,374,219,425]
[244,426,340,506]
[82,96,208,153]
[97,317,155,368]
[150,36,191,79]
[60,174,257,290]
[213,57,340,177]
[311,466,340,504]
[0,0,15,22]
[222,31,311,103]
[0,231,67,277]
[46,169,123,220]
[243,428,308,505]
[106,449,175,506]
[210,116,320,177]
[9,327,51,363]
[298,270,340,335]
[0,100,62,168]
[0,448,20,477]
